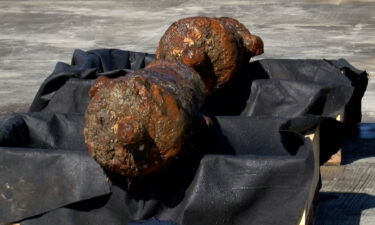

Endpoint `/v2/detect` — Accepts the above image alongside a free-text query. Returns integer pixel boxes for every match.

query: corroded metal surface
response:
[84,17,264,177]
[84,60,205,177]
[156,16,263,92]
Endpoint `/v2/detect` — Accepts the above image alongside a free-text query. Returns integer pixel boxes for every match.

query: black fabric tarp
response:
[0,49,368,225]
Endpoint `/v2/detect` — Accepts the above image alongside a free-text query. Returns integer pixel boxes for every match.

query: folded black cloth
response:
[0,49,367,225]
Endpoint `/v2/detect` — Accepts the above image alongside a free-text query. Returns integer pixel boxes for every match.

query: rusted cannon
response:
[84,17,263,177]
[156,16,263,92]
[84,61,206,177]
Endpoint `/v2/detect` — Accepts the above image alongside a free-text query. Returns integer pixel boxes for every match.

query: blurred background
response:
[0,0,374,118]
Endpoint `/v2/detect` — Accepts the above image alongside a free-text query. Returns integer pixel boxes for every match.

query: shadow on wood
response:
[342,123,375,165]
[315,192,375,225]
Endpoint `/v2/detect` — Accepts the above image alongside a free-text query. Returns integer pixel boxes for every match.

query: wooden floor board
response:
[315,139,375,225]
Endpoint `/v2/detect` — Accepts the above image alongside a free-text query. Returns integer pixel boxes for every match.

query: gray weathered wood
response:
[316,165,375,225]
[315,123,375,225]
[0,0,374,119]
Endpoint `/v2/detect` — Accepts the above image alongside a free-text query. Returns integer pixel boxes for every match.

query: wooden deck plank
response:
[315,123,375,225]
[315,164,375,225]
